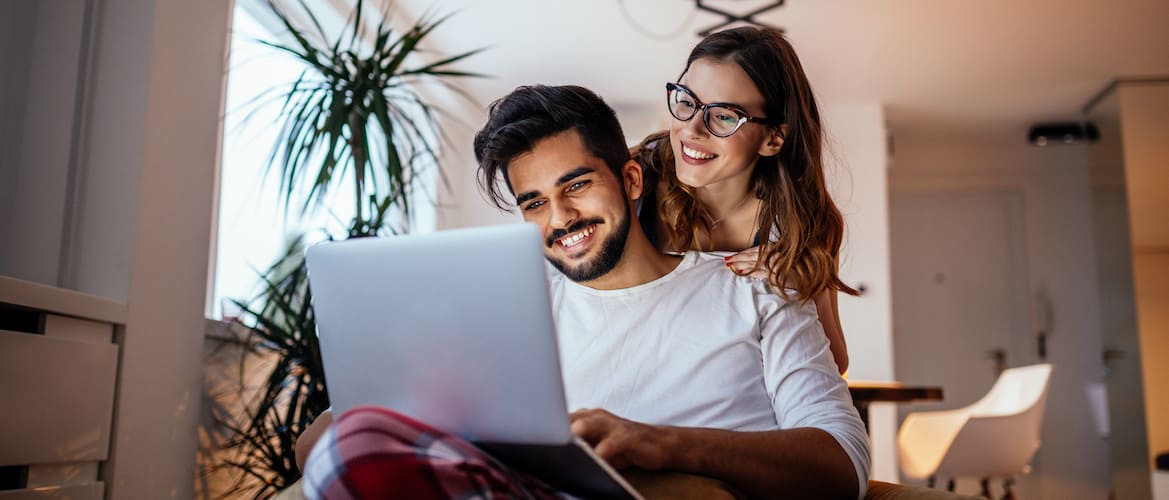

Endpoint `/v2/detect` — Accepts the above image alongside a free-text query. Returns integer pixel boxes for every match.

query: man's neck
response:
[579,227,682,291]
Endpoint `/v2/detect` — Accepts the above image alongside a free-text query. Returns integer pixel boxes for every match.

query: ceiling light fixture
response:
[1027,122,1099,147]
[695,0,787,37]
[619,0,787,40]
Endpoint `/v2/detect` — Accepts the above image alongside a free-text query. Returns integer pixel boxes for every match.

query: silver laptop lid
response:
[305,223,572,444]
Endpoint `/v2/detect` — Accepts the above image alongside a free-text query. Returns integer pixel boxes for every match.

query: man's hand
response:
[571,408,861,499]
[295,409,334,472]
[569,408,677,470]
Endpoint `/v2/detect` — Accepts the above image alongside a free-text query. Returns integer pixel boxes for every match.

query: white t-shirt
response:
[548,251,870,497]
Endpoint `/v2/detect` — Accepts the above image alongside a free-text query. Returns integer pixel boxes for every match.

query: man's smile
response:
[557,224,596,249]
[547,219,604,250]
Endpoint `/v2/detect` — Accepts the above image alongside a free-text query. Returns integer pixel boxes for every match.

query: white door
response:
[890,191,1037,495]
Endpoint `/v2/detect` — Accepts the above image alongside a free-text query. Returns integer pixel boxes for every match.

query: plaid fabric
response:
[302,406,562,500]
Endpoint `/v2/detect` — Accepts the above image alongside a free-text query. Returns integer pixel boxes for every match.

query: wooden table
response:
[848,381,944,428]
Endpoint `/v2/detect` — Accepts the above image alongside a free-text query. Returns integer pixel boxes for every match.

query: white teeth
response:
[559,225,595,247]
[682,144,715,160]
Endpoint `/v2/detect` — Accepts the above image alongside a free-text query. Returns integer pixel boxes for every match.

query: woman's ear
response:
[622,159,645,201]
[758,124,788,157]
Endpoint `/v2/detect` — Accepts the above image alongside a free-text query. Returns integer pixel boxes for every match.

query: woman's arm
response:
[815,289,849,374]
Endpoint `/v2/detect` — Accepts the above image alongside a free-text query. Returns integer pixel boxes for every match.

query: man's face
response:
[508,130,632,283]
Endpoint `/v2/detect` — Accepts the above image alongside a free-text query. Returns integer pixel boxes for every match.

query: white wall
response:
[1115,82,1169,466]
[821,101,898,482]
[890,134,1110,499]
[433,90,519,229]
[66,0,150,301]
[613,101,671,147]
[0,1,34,266]
[1132,254,1169,449]
[0,0,87,286]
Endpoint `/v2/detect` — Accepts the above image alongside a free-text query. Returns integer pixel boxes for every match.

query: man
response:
[297,85,869,499]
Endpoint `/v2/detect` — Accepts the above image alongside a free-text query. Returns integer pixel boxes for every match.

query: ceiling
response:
[389,0,1169,142]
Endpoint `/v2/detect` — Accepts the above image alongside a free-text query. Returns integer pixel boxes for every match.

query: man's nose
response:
[549,200,578,229]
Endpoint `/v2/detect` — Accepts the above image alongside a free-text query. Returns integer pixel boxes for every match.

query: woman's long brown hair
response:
[634,27,858,303]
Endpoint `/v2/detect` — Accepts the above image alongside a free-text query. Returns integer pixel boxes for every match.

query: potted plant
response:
[211,0,483,496]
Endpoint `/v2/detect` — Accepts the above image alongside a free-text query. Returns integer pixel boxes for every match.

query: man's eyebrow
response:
[515,190,539,205]
[556,167,595,186]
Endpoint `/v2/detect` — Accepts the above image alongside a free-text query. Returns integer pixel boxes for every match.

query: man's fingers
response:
[568,408,591,421]
[569,409,613,444]
[594,438,631,469]
[570,412,666,471]
[569,407,611,419]
[569,407,610,425]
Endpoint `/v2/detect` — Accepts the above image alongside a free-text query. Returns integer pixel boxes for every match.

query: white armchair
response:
[897,364,1053,496]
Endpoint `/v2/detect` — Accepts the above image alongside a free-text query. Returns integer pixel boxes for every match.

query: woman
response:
[634,26,856,373]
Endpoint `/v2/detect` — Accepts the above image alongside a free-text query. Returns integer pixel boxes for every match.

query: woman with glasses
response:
[633,26,856,374]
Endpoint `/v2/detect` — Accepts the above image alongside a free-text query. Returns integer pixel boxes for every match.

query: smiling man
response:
[473,85,869,499]
[519,155,635,284]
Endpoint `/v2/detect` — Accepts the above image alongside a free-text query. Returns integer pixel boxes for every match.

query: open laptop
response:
[304,223,642,499]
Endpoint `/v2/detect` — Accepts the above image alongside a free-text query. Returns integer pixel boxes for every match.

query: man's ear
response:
[621,159,644,201]
[758,124,788,158]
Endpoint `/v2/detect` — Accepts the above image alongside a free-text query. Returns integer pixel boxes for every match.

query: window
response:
[211,4,438,319]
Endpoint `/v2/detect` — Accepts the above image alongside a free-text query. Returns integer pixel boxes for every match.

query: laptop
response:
[304,223,642,499]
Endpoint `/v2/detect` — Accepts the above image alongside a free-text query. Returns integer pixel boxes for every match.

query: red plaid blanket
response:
[302,406,563,499]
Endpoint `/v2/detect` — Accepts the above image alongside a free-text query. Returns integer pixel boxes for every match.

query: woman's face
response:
[669,57,780,193]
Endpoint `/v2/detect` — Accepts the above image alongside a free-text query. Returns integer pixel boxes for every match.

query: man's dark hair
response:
[474,85,630,209]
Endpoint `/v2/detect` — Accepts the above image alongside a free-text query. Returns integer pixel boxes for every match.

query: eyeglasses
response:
[666,82,779,138]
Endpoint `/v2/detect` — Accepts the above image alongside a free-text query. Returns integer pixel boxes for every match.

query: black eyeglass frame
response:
[665,82,780,138]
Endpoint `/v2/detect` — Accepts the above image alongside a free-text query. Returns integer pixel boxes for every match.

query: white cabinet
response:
[0,277,125,499]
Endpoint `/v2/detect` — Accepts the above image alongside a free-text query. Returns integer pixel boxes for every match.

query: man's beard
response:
[546,206,632,283]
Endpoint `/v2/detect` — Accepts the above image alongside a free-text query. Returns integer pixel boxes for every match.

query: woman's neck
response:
[695,176,761,251]
[695,173,754,222]
[708,198,761,251]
